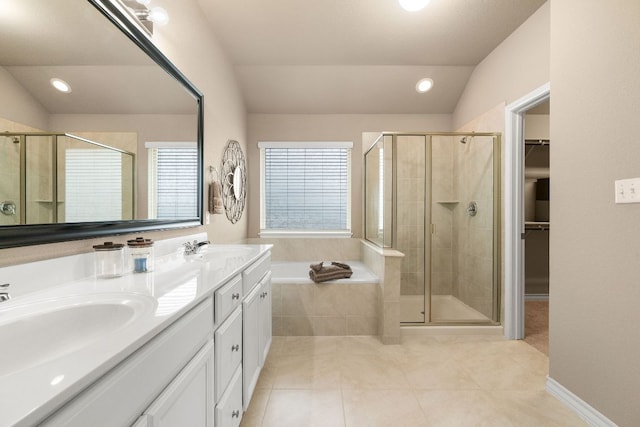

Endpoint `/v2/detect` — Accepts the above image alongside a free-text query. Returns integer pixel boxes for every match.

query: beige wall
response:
[0,0,247,266]
[549,1,640,425]
[246,114,452,238]
[0,67,49,130]
[452,1,550,129]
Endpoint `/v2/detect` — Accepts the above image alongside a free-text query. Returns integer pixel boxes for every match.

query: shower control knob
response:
[0,201,16,216]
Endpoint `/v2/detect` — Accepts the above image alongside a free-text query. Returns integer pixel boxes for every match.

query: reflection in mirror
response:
[0,0,203,248]
[0,133,134,226]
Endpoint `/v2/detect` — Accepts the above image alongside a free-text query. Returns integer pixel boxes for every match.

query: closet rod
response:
[524,139,550,146]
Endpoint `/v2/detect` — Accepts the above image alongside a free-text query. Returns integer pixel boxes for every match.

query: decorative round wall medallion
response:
[221,140,246,223]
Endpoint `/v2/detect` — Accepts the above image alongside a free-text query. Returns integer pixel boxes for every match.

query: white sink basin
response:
[0,294,155,377]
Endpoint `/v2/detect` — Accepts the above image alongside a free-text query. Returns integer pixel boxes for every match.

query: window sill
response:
[259,230,353,238]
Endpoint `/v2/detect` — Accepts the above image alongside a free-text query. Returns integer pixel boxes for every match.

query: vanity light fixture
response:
[117,0,169,36]
[50,78,72,94]
[398,0,431,12]
[146,6,169,25]
[415,77,434,93]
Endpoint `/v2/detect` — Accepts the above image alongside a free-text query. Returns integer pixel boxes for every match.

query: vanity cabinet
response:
[38,249,271,427]
[41,299,214,427]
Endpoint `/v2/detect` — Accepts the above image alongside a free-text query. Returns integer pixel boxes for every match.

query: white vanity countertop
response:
[0,243,272,427]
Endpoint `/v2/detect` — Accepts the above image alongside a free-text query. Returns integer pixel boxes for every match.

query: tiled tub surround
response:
[248,238,404,343]
[271,262,379,337]
[0,234,272,427]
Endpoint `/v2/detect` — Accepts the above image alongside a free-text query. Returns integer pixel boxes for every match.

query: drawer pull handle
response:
[232,293,240,300]
[232,410,240,418]
[232,344,240,352]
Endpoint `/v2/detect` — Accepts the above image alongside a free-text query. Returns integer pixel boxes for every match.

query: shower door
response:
[0,135,22,225]
[394,133,500,325]
[395,134,429,323]
[428,134,500,323]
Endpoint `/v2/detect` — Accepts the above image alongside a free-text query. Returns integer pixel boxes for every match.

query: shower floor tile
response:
[400,294,490,323]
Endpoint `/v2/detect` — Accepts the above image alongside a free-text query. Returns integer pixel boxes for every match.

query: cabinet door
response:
[144,340,214,427]
[259,273,272,366]
[242,283,261,410]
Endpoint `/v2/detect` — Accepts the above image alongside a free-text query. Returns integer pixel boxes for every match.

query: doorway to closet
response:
[522,100,550,355]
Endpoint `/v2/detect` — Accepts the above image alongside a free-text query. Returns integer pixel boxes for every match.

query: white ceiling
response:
[0,0,195,116]
[198,0,546,114]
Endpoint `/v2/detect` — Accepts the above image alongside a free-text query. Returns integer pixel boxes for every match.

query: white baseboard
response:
[525,293,549,301]
[546,376,618,426]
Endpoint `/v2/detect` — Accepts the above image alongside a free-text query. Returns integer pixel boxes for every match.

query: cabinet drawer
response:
[215,367,243,427]
[215,275,243,325]
[215,306,243,402]
[242,253,270,295]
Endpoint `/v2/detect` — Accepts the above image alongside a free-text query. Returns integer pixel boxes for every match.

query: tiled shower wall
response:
[396,136,426,297]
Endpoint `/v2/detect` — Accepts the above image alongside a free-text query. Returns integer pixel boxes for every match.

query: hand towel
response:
[208,181,224,214]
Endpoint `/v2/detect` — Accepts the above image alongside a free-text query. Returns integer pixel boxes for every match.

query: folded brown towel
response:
[331,261,351,270]
[310,262,323,272]
[309,261,353,283]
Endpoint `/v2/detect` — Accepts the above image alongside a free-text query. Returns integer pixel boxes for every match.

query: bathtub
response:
[269,261,379,336]
[270,261,379,285]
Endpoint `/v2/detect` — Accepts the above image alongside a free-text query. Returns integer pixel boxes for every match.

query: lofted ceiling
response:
[198,0,546,114]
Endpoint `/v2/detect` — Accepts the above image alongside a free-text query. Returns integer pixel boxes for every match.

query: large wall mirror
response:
[0,0,203,248]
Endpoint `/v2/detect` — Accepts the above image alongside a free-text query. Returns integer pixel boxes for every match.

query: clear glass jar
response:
[93,242,125,278]
[127,237,154,273]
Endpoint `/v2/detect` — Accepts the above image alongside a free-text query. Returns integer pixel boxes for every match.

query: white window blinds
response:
[148,146,198,219]
[260,142,351,232]
[65,149,122,222]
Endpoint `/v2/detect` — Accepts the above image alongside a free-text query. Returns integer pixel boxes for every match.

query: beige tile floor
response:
[240,335,588,427]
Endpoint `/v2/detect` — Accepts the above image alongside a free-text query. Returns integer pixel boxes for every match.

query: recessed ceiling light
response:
[50,78,72,94]
[399,0,431,12]
[416,78,434,93]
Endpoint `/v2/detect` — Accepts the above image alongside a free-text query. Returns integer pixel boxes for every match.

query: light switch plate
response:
[615,178,640,204]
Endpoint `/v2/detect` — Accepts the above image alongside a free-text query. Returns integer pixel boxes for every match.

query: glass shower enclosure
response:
[0,133,134,225]
[365,132,501,325]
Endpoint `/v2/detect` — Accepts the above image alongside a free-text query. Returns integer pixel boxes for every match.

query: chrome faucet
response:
[0,283,10,302]
[183,240,210,256]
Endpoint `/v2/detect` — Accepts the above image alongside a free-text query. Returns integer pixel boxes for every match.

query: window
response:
[147,142,198,219]
[65,149,124,222]
[259,141,352,237]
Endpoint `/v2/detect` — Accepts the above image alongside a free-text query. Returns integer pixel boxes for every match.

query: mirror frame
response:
[0,0,204,249]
